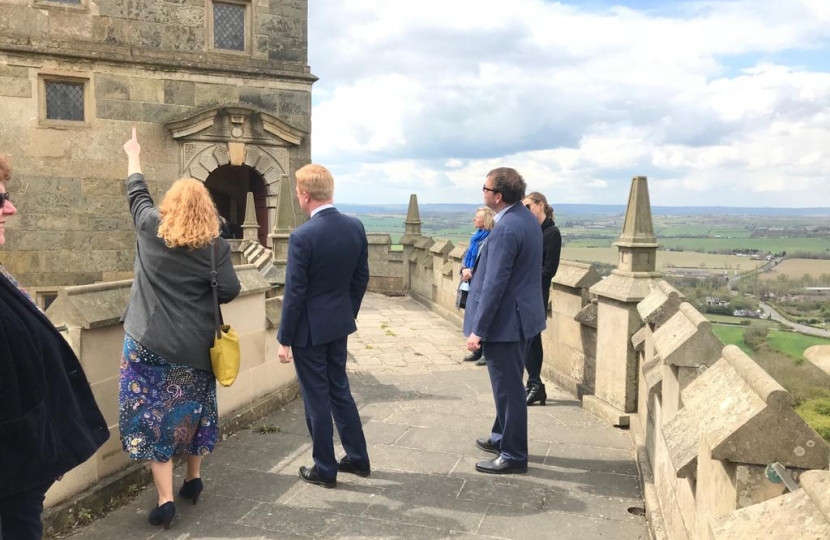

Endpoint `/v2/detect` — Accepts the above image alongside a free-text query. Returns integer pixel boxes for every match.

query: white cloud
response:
[308,0,830,207]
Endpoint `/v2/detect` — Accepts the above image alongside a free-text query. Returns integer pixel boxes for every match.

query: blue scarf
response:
[464,229,489,268]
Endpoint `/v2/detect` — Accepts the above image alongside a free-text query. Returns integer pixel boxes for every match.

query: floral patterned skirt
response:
[118,334,219,462]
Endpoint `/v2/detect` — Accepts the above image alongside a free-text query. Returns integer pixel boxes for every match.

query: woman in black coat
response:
[0,154,109,540]
[522,191,562,405]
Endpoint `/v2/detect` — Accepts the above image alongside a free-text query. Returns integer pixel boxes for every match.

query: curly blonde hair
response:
[157,178,219,249]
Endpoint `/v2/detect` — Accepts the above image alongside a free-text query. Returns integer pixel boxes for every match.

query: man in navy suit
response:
[278,164,371,488]
[464,167,545,474]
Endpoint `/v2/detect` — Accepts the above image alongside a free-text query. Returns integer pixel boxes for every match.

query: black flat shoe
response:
[338,456,371,477]
[526,384,547,406]
[148,501,176,530]
[299,465,337,488]
[475,456,528,475]
[179,477,203,505]
[476,437,500,455]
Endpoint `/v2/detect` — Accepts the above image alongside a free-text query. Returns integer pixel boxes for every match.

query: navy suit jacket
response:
[278,207,370,347]
[463,203,546,342]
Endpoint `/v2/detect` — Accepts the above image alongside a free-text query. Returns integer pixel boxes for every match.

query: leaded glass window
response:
[213,3,245,51]
[45,81,85,121]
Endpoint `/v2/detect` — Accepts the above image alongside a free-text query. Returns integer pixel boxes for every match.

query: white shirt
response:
[311,203,334,218]
[493,203,516,223]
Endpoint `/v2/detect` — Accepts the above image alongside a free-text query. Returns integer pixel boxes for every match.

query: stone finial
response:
[272,173,299,233]
[611,176,659,274]
[241,192,259,241]
[400,194,423,246]
[617,176,657,247]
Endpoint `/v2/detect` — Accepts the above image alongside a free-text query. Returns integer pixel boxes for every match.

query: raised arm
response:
[123,128,155,229]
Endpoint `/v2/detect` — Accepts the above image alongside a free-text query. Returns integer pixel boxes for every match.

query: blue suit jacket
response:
[278,207,370,347]
[463,203,546,342]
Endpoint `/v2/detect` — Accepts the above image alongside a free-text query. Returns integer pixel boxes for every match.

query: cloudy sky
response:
[307,0,830,207]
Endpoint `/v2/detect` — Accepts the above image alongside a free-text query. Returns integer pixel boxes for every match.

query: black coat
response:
[0,273,109,498]
[541,218,562,308]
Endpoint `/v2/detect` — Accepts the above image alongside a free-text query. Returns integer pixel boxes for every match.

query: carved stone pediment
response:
[165,105,307,146]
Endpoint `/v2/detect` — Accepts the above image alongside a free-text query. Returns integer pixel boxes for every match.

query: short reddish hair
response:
[0,154,10,184]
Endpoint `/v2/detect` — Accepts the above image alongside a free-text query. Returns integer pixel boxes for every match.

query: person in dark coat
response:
[0,154,110,540]
[120,129,241,529]
[277,164,371,488]
[522,191,562,405]
[464,167,546,475]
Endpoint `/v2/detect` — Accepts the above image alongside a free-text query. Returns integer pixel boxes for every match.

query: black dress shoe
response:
[148,501,176,529]
[476,437,499,455]
[299,465,337,488]
[526,384,547,406]
[338,456,371,477]
[475,456,528,475]
[178,478,203,505]
[463,352,480,362]
[474,356,487,366]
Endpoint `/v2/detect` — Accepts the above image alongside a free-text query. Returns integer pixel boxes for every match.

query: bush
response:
[796,398,830,442]
[744,325,769,352]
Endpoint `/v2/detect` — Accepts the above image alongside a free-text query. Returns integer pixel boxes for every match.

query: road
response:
[759,301,830,338]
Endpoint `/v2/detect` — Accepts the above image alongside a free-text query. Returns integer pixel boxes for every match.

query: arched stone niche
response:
[166,106,307,243]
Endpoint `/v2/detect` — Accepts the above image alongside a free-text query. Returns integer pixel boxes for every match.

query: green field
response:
[706,314,780,329]
[711,324,830,361]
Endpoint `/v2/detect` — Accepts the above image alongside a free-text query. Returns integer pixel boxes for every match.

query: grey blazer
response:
[122,173,241,372]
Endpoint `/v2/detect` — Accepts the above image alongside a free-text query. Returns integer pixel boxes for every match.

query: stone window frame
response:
[33,0,88,12]
[38,73,93,129]
[207,0,252,55]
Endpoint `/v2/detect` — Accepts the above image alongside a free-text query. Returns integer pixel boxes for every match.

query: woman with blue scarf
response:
[460,207,495,366]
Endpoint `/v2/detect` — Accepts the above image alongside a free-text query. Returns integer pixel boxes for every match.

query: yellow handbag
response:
[209,241,240,387]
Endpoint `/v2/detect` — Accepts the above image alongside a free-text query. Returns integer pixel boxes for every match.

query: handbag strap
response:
[209,240,222,340]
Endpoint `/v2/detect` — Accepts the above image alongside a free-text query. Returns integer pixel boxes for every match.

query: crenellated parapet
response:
[365,233,405,295]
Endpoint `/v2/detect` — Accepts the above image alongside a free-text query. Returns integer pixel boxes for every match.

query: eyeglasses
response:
[0,193,9,208]
[482,185,499,194]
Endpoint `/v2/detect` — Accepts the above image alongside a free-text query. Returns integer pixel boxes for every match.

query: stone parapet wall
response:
[42,265,298,509]
[631,283,830,540]
[365,233,404,295]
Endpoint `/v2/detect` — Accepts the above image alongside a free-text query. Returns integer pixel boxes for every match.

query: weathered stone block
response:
[141,102,191,123]
[95,74,130,101]
[163,80,195,106]
[165,3,204,27]
[194,83,238,107]
[130,78,162,103]
[0,76,32,98]
[0,3,49,38]
[0,65,29,78]
[160,24,203,51]
[47,9,93,41]
[97,98,143,121]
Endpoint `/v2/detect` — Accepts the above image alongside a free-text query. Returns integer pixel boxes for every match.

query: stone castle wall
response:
[0,0,313,289]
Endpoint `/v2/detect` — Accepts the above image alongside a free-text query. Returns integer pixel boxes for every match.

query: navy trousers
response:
[292,336,369,479]
[484,339,531,465]
[0,481,54,540]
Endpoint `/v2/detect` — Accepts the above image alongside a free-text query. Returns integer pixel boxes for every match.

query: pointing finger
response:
[132,127,137,141]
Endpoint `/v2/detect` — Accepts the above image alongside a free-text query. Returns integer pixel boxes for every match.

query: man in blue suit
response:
[278,164,371,488]
[464,167,545,474]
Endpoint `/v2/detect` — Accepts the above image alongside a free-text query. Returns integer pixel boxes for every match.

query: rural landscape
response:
[345,203,830,440]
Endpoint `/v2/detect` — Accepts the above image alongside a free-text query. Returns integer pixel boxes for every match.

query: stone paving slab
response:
[64,293,648,540]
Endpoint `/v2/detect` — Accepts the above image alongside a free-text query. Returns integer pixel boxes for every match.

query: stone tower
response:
[0,0,313,297]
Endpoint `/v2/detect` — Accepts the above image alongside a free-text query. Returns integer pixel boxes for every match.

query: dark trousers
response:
[525,332,544,388]
[0,481,54,540]
[292,336,369,479]
[484,339,531,465]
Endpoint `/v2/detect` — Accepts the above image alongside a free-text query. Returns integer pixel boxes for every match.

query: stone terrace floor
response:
[65,293,649,540]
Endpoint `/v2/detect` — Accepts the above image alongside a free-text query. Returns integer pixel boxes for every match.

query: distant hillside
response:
[338,203,830,217]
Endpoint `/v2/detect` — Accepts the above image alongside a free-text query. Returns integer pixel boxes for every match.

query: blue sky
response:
[307,0,830,207]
